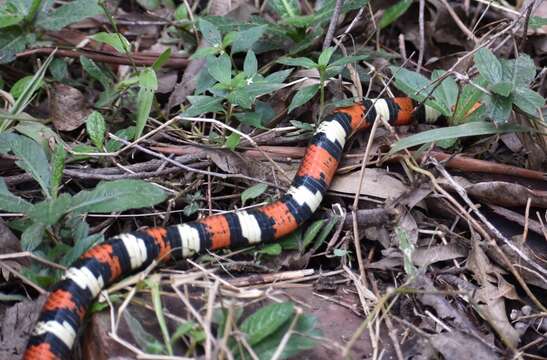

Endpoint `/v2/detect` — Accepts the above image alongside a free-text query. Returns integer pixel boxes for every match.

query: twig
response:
[417,0,425,72]
[438,0,478,42]
[322,0,345,49]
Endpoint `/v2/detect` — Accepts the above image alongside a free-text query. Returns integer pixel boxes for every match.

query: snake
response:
[23,98,443,359]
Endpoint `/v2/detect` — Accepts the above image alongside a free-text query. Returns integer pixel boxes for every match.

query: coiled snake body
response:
[24,98,442,360]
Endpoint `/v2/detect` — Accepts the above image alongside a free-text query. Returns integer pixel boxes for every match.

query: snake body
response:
[23,98,442,360]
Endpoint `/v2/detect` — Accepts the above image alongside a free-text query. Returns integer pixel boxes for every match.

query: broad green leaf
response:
[208,54,232,85]
[139,68,158,90]
[474,48,502,84]
[258,243,282,256]
[453,79,487,124]
[302,219,325,249]
[396,227,416,276]
[485,94,512,123]
[105,126,135,153]
[234,112,264,128]
[265,69,292,83]
[251,314,319,360]
[241,183,268,206]
[91,32,131,53]
[50,143,66,198]
[243,50,258,78]
[80,55,114,89]
[14,121,62,148]
[170,322,195,344]
[152,48,172,70]
[318,47,335,67]
[9,135,51,196]
[227,89,253,109]
[183,96,224,117]
[85,111,106,149]
[431,70,458,113]
[10,76,43,99]
[231,25,267,54]
[21,222,45,251]
[391,66,447,115]
[174,4,188,20]
[490,81,513,97]
[27,193,72,225]
[49,58,69,81]
[0,2,24,28]
[269,0,300,18]
[379,0,412,29]
[71,179,167,213]
[240,302,294,346]
[36,0,103,31]
[243,82,284,98]
[277,57,317,69]
[0,28,33,64]
[529,16,547,30]
[123,311,164,354]
[136,0,160,10]
[390,121,527,153]
[255,101,276,124]
[191,46,220,60]
[513,88,544,117]
[288,84,319,113]
[0,178,32,213]
[512,54,536,88]
[329,54,369,67]
[225,132,240,150]
[198,18,222,46]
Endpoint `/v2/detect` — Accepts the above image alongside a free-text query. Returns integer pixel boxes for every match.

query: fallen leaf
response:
[330,168,408,199]
[465,181,547,208]
[49,83,92,131]
[429,331,498,360]
[412,244,467,267]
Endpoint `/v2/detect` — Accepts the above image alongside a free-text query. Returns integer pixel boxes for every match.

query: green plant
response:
[278,47,369,116]
[0,134,167,284]
[0,0,103,63]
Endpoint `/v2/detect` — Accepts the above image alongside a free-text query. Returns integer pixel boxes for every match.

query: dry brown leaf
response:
[330,168,408,199]
[429,331,498,360]
[49,84,91,131]
[207,148,273,183]
[411,244,467,267]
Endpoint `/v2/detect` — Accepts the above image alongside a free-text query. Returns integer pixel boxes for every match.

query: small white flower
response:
[246,78,253,85]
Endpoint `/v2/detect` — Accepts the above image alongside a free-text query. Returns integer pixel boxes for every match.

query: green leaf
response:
[513,88,544,117]
[198,18,222,46]
[9,135,51,197]
[529,16,547,30]
[0,178,32,213]
[453,79,487,124]
[71,179,167,213]
[0,2,24,28]
[329,54,369,67]
[490,81,513,97]
[390,121,527,153]
[302,219,325,249]
[251,314,319,360]
[190,46,220,60]
[36,0,103,31]
[0,28,33,64]
[234,112,264,128]
[391,66,431,101]
[10,76,43,100]
[208,54,232,85]
[227,89,253,109]
[396,227,416,276]
[91,32,131,53]
[474,48,503,84]
[243,50,258,78]
[265,69,292,83]
[379,0,412,29]
[288,84,319,113]
[258,243,282,256]
[85,111,106,149]
[231,25,267,54]
[431,70,458,113]
[80,55,114,89]
[183,96,224,117]
[105,127,135,153]
[269,0,300,18]
[240,302,294,346]
[225,132,240,150]
[174,4,188,20]
[50,143,66,198]
[277,57,317,69]
[27,193,72,225]
[318,47,335,67]
[21,222,45,251]
[243,82,284,98]
[136,0,160,10]
[152,48,172,70]
[512,54,536,88]
[135,69,157,140]
[241,183,268,206]
[49,58,69,81]
[123,311,164,355]
[485,94,512,123]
